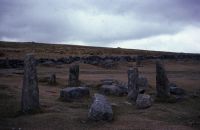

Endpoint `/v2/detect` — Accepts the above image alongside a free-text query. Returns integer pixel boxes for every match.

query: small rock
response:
[169,83,185,95]
[136,94,152,109]
[88,93,113,121]
[60,87,90,102]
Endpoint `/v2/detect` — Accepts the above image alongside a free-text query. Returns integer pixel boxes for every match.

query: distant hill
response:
[0,41,198,59]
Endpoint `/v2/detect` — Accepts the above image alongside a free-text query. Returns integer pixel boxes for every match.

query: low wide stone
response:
[60,87,90,102]
[88,93,113,121]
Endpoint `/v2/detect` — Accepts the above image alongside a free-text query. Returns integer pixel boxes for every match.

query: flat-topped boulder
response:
[60,87,90,102]
[99,84,127,96]
[88,93,113,121]
[136,94,152,109]
[100,78,116,85]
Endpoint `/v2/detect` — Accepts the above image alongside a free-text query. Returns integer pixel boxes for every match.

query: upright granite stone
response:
[68,64,79,86]
[127,68,139,102]
[48,73,56,85]
[156,61,170,98]
[88,93,113,121]
[136,56,141,67]
[137,76,148,94]
[21,54,40,113]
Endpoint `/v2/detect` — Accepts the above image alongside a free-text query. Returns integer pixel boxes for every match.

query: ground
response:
[0,42,200,130]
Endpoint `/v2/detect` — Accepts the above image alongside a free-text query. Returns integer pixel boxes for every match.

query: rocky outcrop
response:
[1,53,200,69]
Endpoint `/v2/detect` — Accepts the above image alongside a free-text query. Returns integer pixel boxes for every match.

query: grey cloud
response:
[0,0,199,44]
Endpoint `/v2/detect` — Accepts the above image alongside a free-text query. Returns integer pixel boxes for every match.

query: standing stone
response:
[156,61,170,98]
[137,76,148,94]
[21,54,40,113]
[127,68,139,102]
[88,93,113,121]
[136,56,141,67]
[68,64,79,86]
[48,73,56,85]
[5,57,10,68]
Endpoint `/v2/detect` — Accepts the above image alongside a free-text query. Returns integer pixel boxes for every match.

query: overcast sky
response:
[0,0,200,53]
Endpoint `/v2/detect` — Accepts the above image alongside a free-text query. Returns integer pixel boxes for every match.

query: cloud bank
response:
[0,0,200,53]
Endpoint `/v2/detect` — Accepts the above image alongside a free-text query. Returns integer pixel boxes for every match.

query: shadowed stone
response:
[136,56,141,67]
[60,87,90,102]
[21,54,40,113]
[169,83,185,95]
[156,61,170,98]
[48,73,56,85]
[137,76,148,94]
[100,78,115,85]
[69,64,79,86]
[88,93,113,121]
[136,94,152,109]
[127,68,139,102]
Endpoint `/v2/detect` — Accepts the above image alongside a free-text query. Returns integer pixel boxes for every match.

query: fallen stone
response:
[100,78,115,85]
[99,84,126,96]
[88,93,113,121]
[60,87,90,102]
[136,94,152,109]
[169,83,185,95]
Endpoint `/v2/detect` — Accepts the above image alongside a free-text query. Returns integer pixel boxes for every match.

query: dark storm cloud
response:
[0,0,199,47]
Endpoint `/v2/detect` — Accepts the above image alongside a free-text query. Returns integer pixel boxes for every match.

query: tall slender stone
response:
[127,68,139,91]
[48,73,56,85]
[136,56,141,67]
[156,61,170,98]
[68,64,79,86]
[21,54,40,113]
[127,68,139,102]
